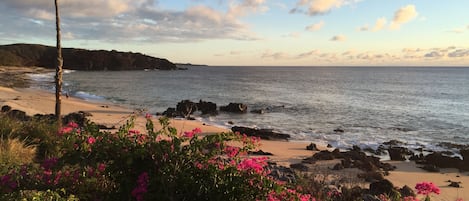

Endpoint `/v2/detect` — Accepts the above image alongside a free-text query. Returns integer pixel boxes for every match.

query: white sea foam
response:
[74,91,106,101]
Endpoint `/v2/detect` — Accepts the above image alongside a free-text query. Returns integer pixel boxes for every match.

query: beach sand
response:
[0,67,467,200]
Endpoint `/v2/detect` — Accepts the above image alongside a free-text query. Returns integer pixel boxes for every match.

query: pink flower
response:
[299,194,312,201]
[97,163,106,172]
[402,196,420,201]
[237,157,268,174]
[128,129,140,136]
[41,157,58,170]
[184,131,194,138]
[86,136,96,145]
[131,172,149,201]
[224,146,240,158]
[58,127,73,136]
[145,113,152,119]
[415,182,440,196]
[184,128,202,138]
[67,122,79,128]
[192,128,202,134]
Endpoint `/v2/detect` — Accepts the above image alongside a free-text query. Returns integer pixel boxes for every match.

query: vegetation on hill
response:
[0,44,178,71]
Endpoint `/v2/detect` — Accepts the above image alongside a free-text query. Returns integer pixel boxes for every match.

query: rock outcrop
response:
[0,43,178,71]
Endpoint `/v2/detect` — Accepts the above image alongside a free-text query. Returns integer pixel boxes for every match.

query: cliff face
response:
[0,44,178,70]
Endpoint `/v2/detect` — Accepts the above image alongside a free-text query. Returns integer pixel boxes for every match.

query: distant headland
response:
[0,43,180,71]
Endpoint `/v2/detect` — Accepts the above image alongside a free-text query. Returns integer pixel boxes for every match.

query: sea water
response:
[28,66,469,153]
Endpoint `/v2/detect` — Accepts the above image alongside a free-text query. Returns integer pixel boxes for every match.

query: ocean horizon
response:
[29,66,469,156]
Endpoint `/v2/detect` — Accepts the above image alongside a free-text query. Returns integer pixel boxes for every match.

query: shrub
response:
[0,137,36,170]
[1,116,314,200]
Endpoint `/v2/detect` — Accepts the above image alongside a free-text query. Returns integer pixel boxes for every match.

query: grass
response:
[0,136,36,166]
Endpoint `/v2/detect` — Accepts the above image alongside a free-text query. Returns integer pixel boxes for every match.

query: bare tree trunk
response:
[55,0,63,128]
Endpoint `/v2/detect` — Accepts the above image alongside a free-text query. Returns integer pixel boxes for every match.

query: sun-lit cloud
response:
[290,0,359,16]
[228,0,268,17]
[0,0,264,43]
[261,50,290,60]
[296,50,320,59]
[330,34,346,41]
[389,5,418,30]
[372,17,387,32]
[447,49,469,57]
[305,21,325,31]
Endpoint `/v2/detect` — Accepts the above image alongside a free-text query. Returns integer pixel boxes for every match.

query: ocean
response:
[28,66,469,154]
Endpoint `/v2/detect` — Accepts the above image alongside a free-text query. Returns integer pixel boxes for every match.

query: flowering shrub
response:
[0,115,313,200]
[415,182,440,201]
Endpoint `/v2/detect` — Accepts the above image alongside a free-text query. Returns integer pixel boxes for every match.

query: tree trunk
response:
[55,0,63,128]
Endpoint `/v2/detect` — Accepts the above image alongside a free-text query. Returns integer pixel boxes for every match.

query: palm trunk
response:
[55,0,63,128]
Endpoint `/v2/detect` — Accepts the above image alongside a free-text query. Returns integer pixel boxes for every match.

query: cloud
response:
[290,0,358,16]
[330,34,346,41]
[305,21,325,31]
[424,51,445,58]
[358,25,368,31]
[296,50,320,59]
[0,0,262,43]
[286,32,302,38]
[389,5,418,30]
[261,50,290,60]
[228,0,268,17]
[449,28,465,33]
[448,49,469,58]
[372,17,387,32]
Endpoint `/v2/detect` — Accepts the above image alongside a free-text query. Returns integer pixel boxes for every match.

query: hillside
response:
[0,44,178,70]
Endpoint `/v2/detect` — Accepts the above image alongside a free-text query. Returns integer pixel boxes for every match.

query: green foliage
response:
[1,115,313,200]
[1,189,78,201]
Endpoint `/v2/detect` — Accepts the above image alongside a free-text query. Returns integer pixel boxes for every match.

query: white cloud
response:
[228,0,268,17]
[290,0,359,16]
[0,0,262,43]
[424,51,444,58]
[296,50,320,59]
[372,17,387,32]
[389,5,418,30]
[261,50,290,60]
[287,32,302,38]
[305,21,325,31]
[330,34,346,41]
[448,49,469,58]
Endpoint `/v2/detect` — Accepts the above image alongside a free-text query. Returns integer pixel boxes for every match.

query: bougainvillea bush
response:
[1,115,313,200]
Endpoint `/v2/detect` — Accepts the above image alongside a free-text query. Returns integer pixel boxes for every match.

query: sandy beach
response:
[0,67,467,200]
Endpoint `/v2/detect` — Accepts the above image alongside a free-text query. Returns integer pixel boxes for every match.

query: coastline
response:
[1,67,468,200]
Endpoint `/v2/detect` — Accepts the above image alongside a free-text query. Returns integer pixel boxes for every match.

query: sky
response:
[0,0,468,66]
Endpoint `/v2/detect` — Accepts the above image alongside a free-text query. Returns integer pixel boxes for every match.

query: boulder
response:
[460,149,469,171]
[248,150,273,156]
[333,128,344,133]
[369,179,395,196]
[176,100,198,117]
[1,105,12,113]
[7,109,30,121]
[62,111,92,127]
[250,109,265,114]
[160,107,178,118]
[290,163,309,171]
[424,152,462,169]
[231,126,290,140]
[388,147,409,161]
[399,185,415,197]
[197,100,218,115]
[306,143,319,151]
[220,103,247,113]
